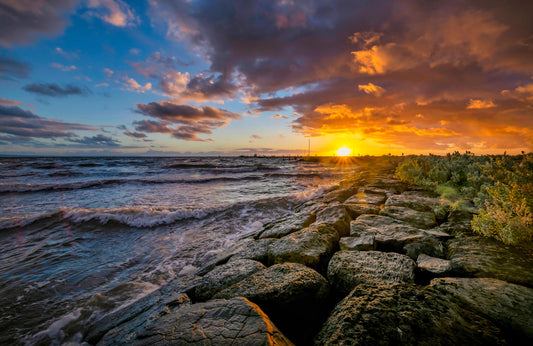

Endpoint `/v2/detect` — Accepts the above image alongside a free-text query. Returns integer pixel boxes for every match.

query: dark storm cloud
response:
[0,54,31,80]
[134,101,242,141]
[152,0,533,153]
[23,83,91,97]
[0,105,95,140]
[123,130,147,138]
[67,134,120,147]
[0,0,77,47]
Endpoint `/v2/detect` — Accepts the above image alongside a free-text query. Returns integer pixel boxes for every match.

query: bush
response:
[395,152,533,246]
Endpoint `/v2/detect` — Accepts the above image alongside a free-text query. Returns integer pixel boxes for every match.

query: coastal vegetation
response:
[395,152,533,246]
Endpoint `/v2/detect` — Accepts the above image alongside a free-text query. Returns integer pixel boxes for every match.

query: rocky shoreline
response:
[83,167,533,345]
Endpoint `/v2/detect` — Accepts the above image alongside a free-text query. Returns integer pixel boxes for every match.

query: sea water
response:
[0,156,356,344]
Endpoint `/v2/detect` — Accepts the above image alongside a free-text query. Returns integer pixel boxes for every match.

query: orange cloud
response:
[358,83,386,96]
[467,99,496,109]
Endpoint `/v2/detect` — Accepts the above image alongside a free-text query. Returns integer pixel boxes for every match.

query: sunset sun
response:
[336,146,352,157]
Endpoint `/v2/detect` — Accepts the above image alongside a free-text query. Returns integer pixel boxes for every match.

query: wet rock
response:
[269,223,339,273]
[430,277,533,343]
[385,193,440,212]
[315,283,505,345]
[359,186,397,197]
[416,254,452,276]
[447,237,533,287]
[86,279,194,345]
[315,205,352,237]
[320,186,358,203]
[187,259,266,302]
[403,237,445,260]
[258,210,316,239]
[343,203,380,218]
[339,235,375,251]
[344,191,387,205]
[327,250,415,296]
[350,215,434,253]
[379,205,437,229]
[133,297,294,346]
[214,262,330,345]
[230,238,274,264]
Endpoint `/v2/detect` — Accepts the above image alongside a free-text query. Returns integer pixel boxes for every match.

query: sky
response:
[0,0,532,156]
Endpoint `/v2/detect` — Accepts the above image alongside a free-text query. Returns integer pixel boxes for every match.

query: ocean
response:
[0,156,356,344]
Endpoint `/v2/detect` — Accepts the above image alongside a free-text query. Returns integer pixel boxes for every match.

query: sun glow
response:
[336,146,352,156]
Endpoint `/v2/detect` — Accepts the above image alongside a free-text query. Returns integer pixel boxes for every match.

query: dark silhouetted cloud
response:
[134,101,242,141]
[23,83,91,97]
[67,134,120,147]
[0,105,95,140]
[0,0,77,47]
[0,54,31,80]
[124,130,147,138]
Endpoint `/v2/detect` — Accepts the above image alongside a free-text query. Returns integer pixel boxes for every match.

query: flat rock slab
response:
[343,203,380,218]
[187,259,266,302]
[430,277,533,343]
[133,297,294,346]
[417,254,452,276]
[315,205,352,237]
[320,186,358,203]
[379,205,437,229]
[339,235,375,251]
[315,283,507,345]
[385,193,440,212]
[350,215,443,254]
[327,250,415,296]
[214,262,330,345]
[269,224,339,272]
[344,191,387,205]
[447,237,533,287]
[258,210,316,239]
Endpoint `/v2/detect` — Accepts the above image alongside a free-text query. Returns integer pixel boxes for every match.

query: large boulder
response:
[85,279,194,345]
[339,235,375,251]
[447,237,533,287]
[132,297,294,346]
[214,262,330,345]
[230,238,274,264]
[385,193,440,212]
[344,191,387,205]
[343,203,380,218]
[269,224,339,273]
[429,277,533,343]
[379,205,437,229]
[315,283,506,345]
[350,215,444,254]
[187,259,266,302]
[416,254,452,277]
[314,205,352,237]
[327,251,415,296]
[258,210,316,239]
[320,186,358,203]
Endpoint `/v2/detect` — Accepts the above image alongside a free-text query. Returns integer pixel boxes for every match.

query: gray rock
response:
[366,178,407,192]
[339,235,375,251]
[417,254,452,276]
[350,215,436,253]
[214,262,330,345]
[360,186,397,197]
[344,191,386,205]
[327,250,415,296]
[343,203,380,218]
[315,283,505,345]
[403,237,445,259]
[258,210,316,239]
[230,238,274,264]
[320,186,358,203]
[385,193,440,212]
[269,223,339,272]
[379,205,437,229]
[133,297,294,346]
[430,277,533,342]
[187,259,266,302]
[315,205,352,237]
[86,279,194,345]
[447,237,533,287]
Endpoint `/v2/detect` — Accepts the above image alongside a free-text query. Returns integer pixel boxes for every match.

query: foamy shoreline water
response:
[0,156,357,344]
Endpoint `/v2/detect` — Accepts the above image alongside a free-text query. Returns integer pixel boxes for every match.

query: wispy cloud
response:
[23,83,91,97]
[85,0,138,27]
[50,63,77,71]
